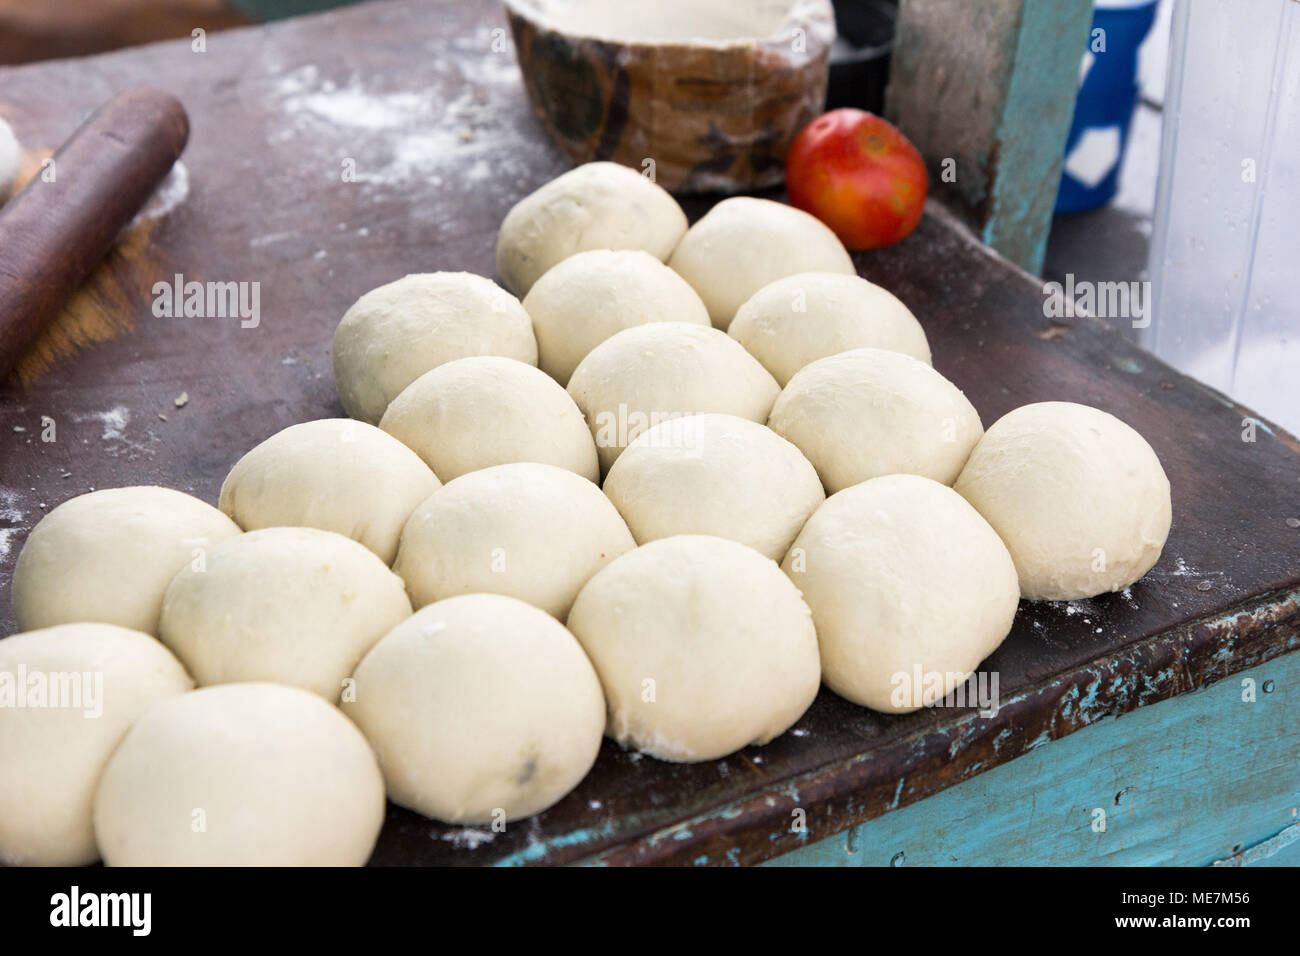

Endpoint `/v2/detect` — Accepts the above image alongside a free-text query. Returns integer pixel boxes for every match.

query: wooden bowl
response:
[504,0,836,194]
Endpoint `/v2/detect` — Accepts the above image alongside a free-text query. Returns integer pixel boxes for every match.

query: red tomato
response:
[785,108,928,251]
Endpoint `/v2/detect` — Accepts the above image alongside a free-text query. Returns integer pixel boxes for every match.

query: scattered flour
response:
[270,44,538,193]
[130,161,190,228]
[1148,555,1230,588]
[0,487,25,564]
[69,407,154,458]
[72,406,130,441]
[250,230,298,248]
[438,827,496,850]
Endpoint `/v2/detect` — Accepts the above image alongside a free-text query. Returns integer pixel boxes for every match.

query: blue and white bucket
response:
[1055,0,1160,213]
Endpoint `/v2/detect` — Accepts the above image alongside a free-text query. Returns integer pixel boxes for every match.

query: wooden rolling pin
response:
[0,87,189,380]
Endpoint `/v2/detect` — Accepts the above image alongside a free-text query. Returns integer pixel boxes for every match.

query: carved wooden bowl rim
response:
[502,0,837,55]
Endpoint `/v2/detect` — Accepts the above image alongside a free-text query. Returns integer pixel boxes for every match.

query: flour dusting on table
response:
[0,487,25,564]
[438,827,496,850]
[272,34,541,196]
[69,407,155,459]
[130,160,190,228]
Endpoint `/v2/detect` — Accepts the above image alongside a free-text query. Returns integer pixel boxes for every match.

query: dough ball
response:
[954,401,1172,600]
[344,594,604,824]
[0,624,193,866]
[668,197,855,329]
[496,161,688,297]
[729,272,932,386]
[333,272,537,424]
[783,474,1019,713]
[394,462,634,617]
[379,356,598,482]
[12,486,241,635]
[159,527,411,701]
[523,249,711,385]
[603,413,824,560]
[219,418,440,564]
[768,347,982,493]
[0,117,19,200]
[93,683,385,866]
[567,322,780,472]
[567,535,820,762]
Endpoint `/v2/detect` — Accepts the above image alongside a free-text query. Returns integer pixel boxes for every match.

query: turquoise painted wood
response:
[887,0,1093,274]
[763,651,1300,867]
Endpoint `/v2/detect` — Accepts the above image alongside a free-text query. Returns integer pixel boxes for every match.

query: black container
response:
[826,0,898,114]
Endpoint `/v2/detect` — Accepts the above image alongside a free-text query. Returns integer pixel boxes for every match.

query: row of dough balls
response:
[333,160,883,428]
[1,491,813,865]
[1,163,1172,866]
[2,401,1169,868]
[1,414,1169,866]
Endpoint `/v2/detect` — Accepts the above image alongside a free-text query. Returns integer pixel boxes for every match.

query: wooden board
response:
[887,0,1093,273]
[0,0,1297,866]
[766,654,1300,866]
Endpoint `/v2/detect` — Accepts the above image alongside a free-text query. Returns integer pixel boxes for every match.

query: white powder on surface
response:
[69,407,155,459]
[438,827,496,850]
[130,161,190,228]
[271,43,539,194]
[72,406,130,441]
[0,487,25,565]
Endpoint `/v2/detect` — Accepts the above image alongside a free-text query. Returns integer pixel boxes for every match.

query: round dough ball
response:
[567,322,781,473]
[333,272,537,424]
[93,683,385,866]
[954,401,1172,600]
[783,474,1019,713]
[344,594,604,824]
[496,161,688,297]
[768,347,982,493]
[523,249,711,385]
[0,116,19,200]
[159,527,411,701]
[603,413,824,560]
[729,272,932,386]
[12,486,241,635]
[567,535,820,762]
[668,196,855,329]
[219,418,440,564]
[0,624,193,866]
[394,462,635,617]
[379,356,598,482]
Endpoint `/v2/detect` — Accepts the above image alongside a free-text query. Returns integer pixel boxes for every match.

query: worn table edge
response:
[550,586,1300,866]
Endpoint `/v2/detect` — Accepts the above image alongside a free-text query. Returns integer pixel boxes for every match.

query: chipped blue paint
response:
[493,822,621,867]
[1078,677,1103,712]
[886,777,905,811]
[764,653,1300,867]
[1025,729,1053,751]
[528,589,1298,866]
[1213,823,1300,866]
[777,783,803,803]
[1113,356,1144,374]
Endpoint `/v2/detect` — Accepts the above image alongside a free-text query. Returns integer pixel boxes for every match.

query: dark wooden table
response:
[1,0,1297,866]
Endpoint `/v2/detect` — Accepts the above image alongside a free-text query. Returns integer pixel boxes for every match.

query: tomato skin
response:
[784,108,928,251]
